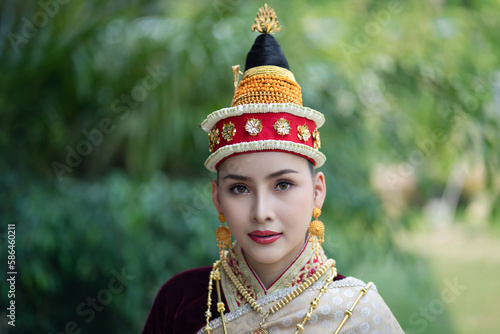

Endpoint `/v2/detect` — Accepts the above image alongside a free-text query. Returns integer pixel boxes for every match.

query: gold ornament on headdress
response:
[208,127,220,153]
[245,118,263,136]
[297,124,311,142]
[312,129,321,149]
[274,118,290,136]
[251,4,282,34]
[232,65,243,92]
[222,122,236,141]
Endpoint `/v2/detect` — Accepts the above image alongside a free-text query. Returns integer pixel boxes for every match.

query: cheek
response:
[277,194,314,228]
[219,195,247,230]
[287,186,315,208]
[220,194,243,212]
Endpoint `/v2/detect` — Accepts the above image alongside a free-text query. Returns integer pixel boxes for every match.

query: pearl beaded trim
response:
[204,139,326,172]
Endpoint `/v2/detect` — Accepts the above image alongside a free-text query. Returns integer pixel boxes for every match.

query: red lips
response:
[248,230,282,244]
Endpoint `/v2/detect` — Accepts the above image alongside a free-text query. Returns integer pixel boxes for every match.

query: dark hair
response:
[216,159,315,184]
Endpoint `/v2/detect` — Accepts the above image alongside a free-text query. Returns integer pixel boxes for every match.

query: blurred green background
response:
[1,0,499,333]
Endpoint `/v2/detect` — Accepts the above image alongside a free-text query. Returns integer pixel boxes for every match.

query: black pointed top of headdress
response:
[244,4,290,71]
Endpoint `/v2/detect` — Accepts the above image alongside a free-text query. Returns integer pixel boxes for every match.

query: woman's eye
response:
[231,185,248,194]
[276,181,292,191]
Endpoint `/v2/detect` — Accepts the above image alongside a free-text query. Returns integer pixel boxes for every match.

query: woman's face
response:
[212,152,326,272]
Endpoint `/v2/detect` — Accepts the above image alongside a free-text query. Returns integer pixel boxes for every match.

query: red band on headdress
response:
[211,113,317,153]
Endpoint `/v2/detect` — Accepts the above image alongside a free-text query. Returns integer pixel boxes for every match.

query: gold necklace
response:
[221,258,337,334]
[203,261,227,334]
[294,267,337,333]
[203,259,374,334]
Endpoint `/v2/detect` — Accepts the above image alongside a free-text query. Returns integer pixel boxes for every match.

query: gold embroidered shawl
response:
[199,241,404,333]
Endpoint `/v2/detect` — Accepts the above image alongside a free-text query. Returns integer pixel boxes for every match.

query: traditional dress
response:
[143,241,403,333]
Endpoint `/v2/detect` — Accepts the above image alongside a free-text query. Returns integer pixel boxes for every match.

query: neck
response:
[243,241,307,289]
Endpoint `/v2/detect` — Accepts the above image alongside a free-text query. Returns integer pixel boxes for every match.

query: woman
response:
[143,5,403,334]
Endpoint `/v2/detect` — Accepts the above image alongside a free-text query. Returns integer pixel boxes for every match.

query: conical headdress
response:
[201,4,326,172]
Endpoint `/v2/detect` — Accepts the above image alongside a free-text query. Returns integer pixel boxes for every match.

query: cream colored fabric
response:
[198,241,403,333]
[199,277,403,333]
[220,241,328,312]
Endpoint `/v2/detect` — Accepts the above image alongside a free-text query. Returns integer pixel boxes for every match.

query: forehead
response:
[218,152,310,176]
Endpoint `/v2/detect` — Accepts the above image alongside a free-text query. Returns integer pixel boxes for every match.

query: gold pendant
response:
[251,328,268,334]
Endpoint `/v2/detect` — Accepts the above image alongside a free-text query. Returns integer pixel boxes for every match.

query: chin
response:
[246,247,286,265]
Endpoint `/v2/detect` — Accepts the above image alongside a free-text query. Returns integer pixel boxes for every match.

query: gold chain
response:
[293,266,337,333]
[203,261,231,334]
[221,258,336,332]
[203,262,217,334]
[204,260,372,334]
[333,281,374,334]
[214,269,228,333]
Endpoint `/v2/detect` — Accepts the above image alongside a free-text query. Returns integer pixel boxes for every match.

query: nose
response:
[251,189,274,223]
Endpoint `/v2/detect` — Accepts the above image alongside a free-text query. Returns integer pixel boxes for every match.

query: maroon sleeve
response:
[142,266,225,334]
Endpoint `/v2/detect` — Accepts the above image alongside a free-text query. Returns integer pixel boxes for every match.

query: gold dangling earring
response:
[308,207,325,256]
[216,213,231,260]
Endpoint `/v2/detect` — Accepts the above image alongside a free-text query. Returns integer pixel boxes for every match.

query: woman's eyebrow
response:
[222,174,250,181]
[266,169,299,179]
[222,169,298,181]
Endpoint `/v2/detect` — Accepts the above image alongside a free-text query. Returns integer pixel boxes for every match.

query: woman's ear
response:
[313,171,326,209]
[211,179,222,213]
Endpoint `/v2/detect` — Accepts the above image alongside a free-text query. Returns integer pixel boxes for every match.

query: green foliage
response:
[1,0,499,333]
[1,171,218,333]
